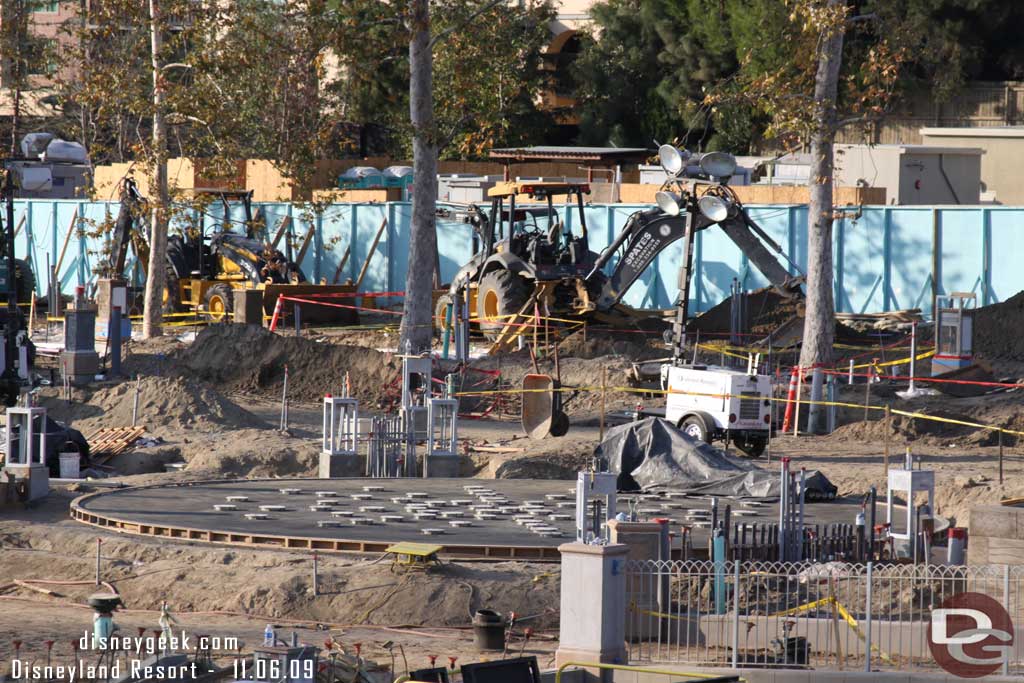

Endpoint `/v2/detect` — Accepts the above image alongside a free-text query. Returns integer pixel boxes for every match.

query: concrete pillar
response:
[555,542,629,678]
[95,278,128,338]
[61,298,99,386]
[608,520,670,641]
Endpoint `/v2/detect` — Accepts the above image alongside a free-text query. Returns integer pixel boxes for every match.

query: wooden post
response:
[599,365,607,441]
[793,367,803,436]
[998,428,1004,485]
[830,582,844,670]
[883,404,891,476]
[863,370,872,423]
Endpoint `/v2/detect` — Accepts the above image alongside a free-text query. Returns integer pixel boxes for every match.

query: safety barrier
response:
[624,560,1024,674]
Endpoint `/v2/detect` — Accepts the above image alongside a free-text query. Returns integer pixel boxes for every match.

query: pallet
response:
[87,427,146,464]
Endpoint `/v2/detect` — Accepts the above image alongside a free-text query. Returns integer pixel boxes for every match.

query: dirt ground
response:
[4,321,1024,675]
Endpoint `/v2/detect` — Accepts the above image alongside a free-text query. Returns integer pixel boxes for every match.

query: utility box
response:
[834,144,983,205]
[95,278,128,340]
[933,292,975,375]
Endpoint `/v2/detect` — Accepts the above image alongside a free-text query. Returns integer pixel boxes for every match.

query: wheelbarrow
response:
[521,374,572,439]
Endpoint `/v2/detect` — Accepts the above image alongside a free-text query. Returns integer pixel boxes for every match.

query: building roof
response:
[489,146,650,163]
[921,127,1024,139]
[836,143,984,155]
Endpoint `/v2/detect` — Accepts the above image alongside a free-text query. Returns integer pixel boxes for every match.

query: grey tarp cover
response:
[595,417,836,498]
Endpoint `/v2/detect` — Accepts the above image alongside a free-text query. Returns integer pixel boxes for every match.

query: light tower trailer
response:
[660,364,772,456]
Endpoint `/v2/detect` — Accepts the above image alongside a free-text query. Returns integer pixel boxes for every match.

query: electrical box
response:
[932,292,974,375]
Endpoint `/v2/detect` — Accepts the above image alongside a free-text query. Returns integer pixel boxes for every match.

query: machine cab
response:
[483,182,594,278]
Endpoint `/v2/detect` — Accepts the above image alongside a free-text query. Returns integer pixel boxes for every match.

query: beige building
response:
[919,127,1024,205]
[0,1,73,119]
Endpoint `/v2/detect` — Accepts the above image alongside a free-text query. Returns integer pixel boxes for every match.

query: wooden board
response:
[86,427,146,464]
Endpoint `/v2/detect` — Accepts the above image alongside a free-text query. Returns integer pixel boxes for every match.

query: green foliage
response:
[575,0,1024,153]
[571,0,674,147]
[432,0,558,159]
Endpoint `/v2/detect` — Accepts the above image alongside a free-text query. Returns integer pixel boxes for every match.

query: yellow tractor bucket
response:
[522,373,555,440]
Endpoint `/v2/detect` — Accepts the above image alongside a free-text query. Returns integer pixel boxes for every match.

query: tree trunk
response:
[800,0,845,433]
[142,0,168,339]
[399,0,438,354]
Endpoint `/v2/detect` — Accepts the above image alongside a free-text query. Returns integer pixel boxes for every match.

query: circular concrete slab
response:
[71,478,859,560]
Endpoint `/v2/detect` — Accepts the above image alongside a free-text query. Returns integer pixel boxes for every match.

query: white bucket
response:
[58,452,80,479]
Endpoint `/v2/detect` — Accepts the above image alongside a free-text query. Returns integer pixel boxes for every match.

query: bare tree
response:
[801,0,846,430]
[399,0,438,354]
[142,0,168,339]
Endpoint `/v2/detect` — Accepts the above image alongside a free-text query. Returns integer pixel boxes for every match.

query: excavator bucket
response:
[522,374,555,440]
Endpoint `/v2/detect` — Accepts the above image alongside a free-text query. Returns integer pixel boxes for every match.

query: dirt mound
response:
[689,286,869,344]
[183,429,320,477]
[974,291,1024,361]
[41,376,266,436]
[558,328,666,361]
[180,324,400,404]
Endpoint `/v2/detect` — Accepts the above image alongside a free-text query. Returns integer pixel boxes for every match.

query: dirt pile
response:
[180,324,400,405]
[183,428,320,477]
[41,376,266,436]
[974,291,1024,361]
[558,328,666,361]
[688,286,869,344]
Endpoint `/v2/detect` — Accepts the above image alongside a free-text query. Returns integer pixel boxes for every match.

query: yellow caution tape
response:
[455,382,1024,437]
[773,596,894,664]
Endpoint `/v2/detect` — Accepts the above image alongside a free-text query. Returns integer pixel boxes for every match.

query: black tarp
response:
[595,418,836,499]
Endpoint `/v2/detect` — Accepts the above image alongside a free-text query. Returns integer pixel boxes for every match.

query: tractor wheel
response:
[203,283,234,322]
[551,411,570,437]
[678,414,710,444]
[476,270,530,339]
[434,294,452,338]
[14,259,34,305]
[162,267,182,315]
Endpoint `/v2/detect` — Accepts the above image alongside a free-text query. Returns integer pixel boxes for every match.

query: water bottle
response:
[264,624,274,647]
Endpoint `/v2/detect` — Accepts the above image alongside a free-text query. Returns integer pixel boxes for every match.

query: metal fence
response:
[625,559,1024,674]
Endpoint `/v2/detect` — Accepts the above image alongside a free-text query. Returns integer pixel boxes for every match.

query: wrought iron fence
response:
[625,559,1024,674]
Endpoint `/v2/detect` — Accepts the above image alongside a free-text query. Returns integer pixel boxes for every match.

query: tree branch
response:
[428,0,505,49]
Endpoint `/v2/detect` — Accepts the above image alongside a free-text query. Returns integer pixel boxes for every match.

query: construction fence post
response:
[731,561,740,669]
[864,562,873,672]
[1003,564,1011,676]
[312,551,319,597]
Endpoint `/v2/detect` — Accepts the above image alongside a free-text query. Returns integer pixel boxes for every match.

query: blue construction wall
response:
[10,199,1021,317]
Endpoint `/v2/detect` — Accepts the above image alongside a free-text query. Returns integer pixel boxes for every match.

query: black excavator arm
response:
[589,202,803,313]
[110,178,146,278]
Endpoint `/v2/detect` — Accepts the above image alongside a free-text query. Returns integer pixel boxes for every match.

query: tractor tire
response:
[476,270,530,339]
[203,283,234,322]
[434,294,452,338]
[678,413,710,444]
[14,259,34,305]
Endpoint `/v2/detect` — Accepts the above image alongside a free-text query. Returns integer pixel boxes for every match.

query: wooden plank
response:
[270,216,291,250]
[294,223,316,266]
[331,245,351,285]
[53,209,79,278]
[354,218,388,291]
